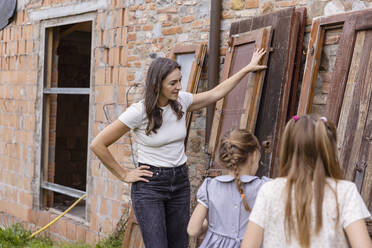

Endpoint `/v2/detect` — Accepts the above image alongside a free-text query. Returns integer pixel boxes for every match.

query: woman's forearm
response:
[90,143,128,181]
[211,64,254,101]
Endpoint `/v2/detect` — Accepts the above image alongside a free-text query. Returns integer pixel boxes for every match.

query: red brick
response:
[66,222,77,241]
[192,20,203,29]
[26,41,34,54]
[105,66,112,84]
[120,46,127,65]
[19,191,33,206]
[162,21,172,27]
[162,26,182,35]
[142,24,153,31]
[245,0,259,8]
[95,103,105,122]
[181,16,194,23]
[111,200,121,220]
[90,212,100,232]
[278,0,296,7]
[157,7,178,13]
[55,218,68,238]
[101,218,114,234]
[112,66,119,84]
[118,67,127,85]
[75,225,87,243]
[128,33,136,41]
[95,67,106,85]
[86,230,97,244]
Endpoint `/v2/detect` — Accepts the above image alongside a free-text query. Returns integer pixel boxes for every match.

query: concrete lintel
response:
[29,0,109,21]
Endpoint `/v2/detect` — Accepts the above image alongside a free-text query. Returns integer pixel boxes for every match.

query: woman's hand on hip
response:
[122,165,153,183]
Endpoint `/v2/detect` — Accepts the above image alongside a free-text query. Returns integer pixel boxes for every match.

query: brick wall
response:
[0,0,371,244]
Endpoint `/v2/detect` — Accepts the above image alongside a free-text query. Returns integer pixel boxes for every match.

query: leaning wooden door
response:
[336,29,372,213]
[208,26,272,169]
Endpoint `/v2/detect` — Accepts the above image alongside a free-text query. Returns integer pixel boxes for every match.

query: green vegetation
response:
[0,224,124,248]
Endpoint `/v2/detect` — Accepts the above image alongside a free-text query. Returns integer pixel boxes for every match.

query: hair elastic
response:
[320,116,327,122]
[241,194,245,199]
[292,115,299,121]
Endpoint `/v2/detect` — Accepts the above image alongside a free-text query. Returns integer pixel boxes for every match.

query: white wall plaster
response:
[28,0,109,21]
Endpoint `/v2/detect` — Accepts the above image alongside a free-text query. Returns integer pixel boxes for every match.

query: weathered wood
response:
[325,17,357,125]
[269,11,300,177]
[122,207,145,248]
[336,30,372,220]
[219,8,302,177]
[288,8,307,120]
[297,18,323,115]
[251,8,299,177]
[337,31,368,177]
[208,27,272,164]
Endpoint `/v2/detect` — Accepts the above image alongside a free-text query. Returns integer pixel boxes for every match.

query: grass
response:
[0,224,124,248]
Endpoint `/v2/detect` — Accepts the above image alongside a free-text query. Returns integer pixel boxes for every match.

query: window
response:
[39,19,93,219]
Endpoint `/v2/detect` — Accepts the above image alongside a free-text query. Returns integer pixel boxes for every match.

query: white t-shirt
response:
[249,178,371,248]
[118,91,193,167]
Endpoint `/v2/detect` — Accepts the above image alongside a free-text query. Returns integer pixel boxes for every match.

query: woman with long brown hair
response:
[187,129,270,247]
[241,114,372,248]
[90,49,266,248]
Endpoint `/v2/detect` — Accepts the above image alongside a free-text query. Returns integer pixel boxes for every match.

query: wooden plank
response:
[208,27,272,163]
[337,31,368,177]
[268,11,300,177]
[325,17,357,125]
[288,8,307,120]
[240,27,272,132]
[185,44,207,146]
[297,18,323,115]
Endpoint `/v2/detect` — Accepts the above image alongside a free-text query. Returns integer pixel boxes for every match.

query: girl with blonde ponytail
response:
[242,114,372,248]
[187,129,270,247]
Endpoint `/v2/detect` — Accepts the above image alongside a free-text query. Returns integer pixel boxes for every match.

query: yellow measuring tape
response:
[29,193,86,238]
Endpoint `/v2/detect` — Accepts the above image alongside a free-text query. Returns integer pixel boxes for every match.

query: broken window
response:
[41,21,92,219]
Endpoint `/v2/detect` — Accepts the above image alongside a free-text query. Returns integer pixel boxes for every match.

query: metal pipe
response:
[206,0,221,145]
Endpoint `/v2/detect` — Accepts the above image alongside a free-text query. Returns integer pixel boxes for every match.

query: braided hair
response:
[218,129,261,211]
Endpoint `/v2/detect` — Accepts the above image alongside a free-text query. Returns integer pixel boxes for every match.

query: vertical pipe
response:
[206,0,221,146]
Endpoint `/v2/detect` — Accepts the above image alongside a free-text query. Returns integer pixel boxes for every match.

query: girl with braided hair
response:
[242,114,371,248]
[187,129,270,247]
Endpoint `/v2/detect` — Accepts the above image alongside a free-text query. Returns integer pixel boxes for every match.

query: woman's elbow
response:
[187,226,200,238]
[90,139,102,153]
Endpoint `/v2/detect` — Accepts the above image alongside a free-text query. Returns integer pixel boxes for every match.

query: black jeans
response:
[131,163,190,248]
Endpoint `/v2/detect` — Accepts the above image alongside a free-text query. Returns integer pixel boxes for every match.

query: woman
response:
[90,49,266,248]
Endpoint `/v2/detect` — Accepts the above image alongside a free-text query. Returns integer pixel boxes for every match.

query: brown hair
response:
[218,129,261,211]
[144,58,183,135]
[279,114,343,247]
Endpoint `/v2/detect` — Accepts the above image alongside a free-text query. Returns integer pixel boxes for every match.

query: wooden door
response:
[229,8,306,177]
[208,26,272,170]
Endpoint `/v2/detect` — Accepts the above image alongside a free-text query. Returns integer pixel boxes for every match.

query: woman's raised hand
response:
[122,165,153,183]
[246,48,267,72]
